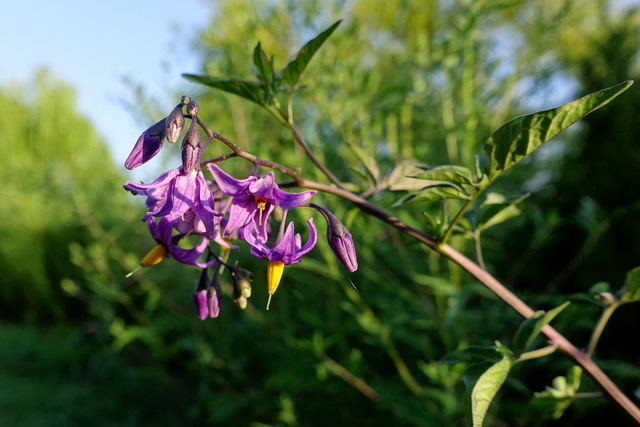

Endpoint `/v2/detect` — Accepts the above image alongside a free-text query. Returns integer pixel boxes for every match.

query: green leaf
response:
[618,265,640,304]
[532,366,582,420]
[182,74,266,106]
[411,165,476,186]
[253,42,274,89]
[282,20,342,87]
[512,301,569,357]
[463,356,513,427]
[477,193,529,232]
[378,158,430,192]
[393,183,470,207]
[484,80,633,181]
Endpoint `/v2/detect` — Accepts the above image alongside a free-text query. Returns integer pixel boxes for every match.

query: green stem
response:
[440,197,475,245]
[516,345,557,363]
[587,302,619,357]
[474,229,486,270]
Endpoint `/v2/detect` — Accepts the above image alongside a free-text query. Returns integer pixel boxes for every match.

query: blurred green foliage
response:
[1,0,640,426]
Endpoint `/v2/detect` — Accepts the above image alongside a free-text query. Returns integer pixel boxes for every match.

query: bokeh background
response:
[1,0,639,425]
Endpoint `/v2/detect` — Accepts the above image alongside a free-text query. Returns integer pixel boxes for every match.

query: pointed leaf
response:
[484,81,633,181]
[392,183,470,207]
[379,158,430,191]
[512,302,569,357]
[182,74,266,106]
[411,165,475,186]
[253,42,274,88]
[477,194,529,232]
[282,20,341,87]
[347,143,380,184]
[463,356,513,427]
[618,265,640,303]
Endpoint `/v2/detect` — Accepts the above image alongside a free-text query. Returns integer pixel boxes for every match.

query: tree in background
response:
[0,69,135,321]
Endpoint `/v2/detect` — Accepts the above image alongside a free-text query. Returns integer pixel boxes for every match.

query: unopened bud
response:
[310,204,358,272]
[239,278,252,298]
[596,291,616,306]
[165,103,186,143]
[207,286,221,318]
[193,267,210,320]
[124,118,166,169]
[193,289,209,320]
[181,119,202,173]
[187,99,200,116]
[235,295,248,310]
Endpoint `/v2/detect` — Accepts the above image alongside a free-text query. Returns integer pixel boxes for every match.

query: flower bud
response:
[124,118,166,169]
[235,296,248,310]
[165,103,186,143]
[193,289,209,320]
[207,285,222,318]
[193,267,210,320]
[311,204,358,272]
[187,99,200,116]
[181,119,202,173]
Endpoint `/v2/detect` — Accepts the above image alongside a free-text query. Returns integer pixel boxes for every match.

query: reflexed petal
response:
[207,164,254,196]
[273,187,316,210]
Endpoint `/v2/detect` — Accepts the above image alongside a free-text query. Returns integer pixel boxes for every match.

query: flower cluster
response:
[123,97,357,319]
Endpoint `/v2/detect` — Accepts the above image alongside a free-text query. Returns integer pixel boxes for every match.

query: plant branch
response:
[283,117,347,190]
[196,132,640,423]
[296,178,640,423]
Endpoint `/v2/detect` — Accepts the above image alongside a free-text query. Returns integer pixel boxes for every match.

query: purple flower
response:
[242,218,318,265]
[124,167,220,238]
[124,118,166,170]
[207,164,316,240]
[148,217,215,268]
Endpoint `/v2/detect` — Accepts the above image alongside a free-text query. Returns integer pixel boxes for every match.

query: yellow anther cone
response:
[266,260,285,310]
[126,244,168,277]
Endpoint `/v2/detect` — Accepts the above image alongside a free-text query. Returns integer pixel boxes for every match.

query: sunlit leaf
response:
[253,42,274,90]
[182,74,266,106]
[477,194,529,232]
[411,165,475,186]
[378,158,430,192]
[282,20,342,87]
[392,183,470,206]
[463,356,513,427]
[512,301,569,357]
[484,80,633,181]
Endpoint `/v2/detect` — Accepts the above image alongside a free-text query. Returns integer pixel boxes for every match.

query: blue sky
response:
[0,0,211,168]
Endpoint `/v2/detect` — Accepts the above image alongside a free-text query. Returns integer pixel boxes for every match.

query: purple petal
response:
[207,164,253,197]
[222,193,255,237]
[273,187,316,210]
